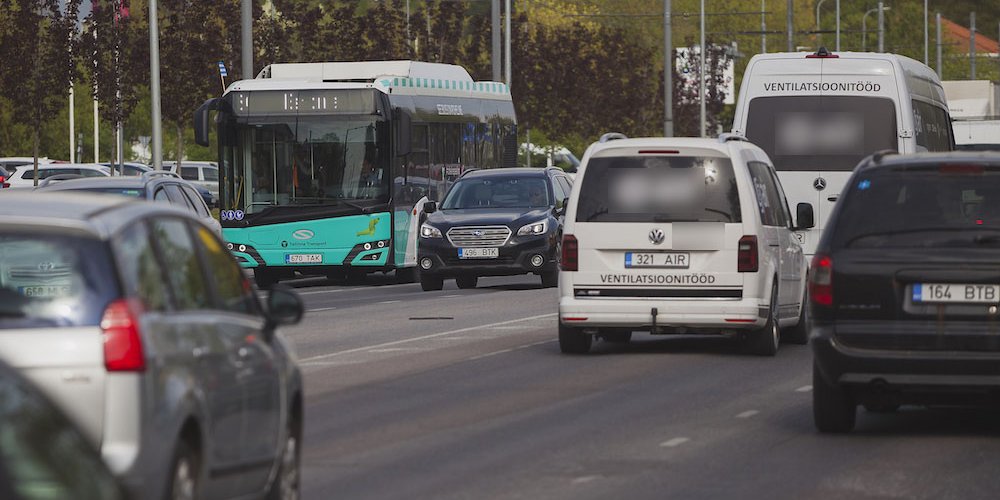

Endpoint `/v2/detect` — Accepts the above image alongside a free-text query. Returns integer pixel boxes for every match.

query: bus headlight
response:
[420,224,442,238]
[517,220,547,236]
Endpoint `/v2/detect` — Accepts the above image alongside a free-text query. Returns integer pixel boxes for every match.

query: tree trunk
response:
[176,122,184,171]
[32,129,40,187]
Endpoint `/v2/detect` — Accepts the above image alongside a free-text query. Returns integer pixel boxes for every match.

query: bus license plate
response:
[285,254,322,264]
[912,283,1000,304]
[458,248,499,259]
[625,252,690,269]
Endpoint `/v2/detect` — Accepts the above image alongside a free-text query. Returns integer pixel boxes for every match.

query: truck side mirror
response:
[796,202,815,230]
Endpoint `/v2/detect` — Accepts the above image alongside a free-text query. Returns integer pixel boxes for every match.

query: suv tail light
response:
[737,236,758,272]
[102,299,146,372]
[561,234,578,271]
[810,254,834,306]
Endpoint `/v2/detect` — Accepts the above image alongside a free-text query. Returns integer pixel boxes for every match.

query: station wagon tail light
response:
[102,299,146,372]
[561,234,578,271]
[810,254,834,307]
[737,236,758,273]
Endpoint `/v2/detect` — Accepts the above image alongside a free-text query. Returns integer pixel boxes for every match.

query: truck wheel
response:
[559,323,592,354]
[813,362,856,433]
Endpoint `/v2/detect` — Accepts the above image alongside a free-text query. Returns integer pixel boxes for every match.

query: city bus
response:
[731,49,953,255]
[194,61,517,287]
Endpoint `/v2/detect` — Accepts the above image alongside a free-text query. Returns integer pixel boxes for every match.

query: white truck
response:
[944,80,1000,151]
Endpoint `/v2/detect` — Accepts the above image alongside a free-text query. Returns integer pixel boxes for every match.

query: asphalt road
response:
[282,273,1000,500]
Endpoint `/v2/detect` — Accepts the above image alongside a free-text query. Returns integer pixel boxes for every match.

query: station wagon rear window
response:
[576,156,741,223]
[0,234,117,329]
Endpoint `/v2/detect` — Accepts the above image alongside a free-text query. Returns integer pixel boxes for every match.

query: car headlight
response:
[420,223,442,238]
[517,220,548,236]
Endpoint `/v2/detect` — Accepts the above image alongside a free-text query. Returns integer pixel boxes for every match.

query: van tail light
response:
[102,299,146,372]
[560,234,578,271]
[737,236,758,272]
[810,254,834,307]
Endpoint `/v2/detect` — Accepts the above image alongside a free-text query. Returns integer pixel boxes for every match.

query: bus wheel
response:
[254,269,277,289]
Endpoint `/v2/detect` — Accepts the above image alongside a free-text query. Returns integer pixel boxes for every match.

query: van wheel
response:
[559,323,592,354]
[420,274,444,291]
[745,287,780,356]
[813,362,856,433]
[164,440,200,500]
[783,291,809,345]
[456,275,478,289]
[601,330,632,343]
[540,270,558,288]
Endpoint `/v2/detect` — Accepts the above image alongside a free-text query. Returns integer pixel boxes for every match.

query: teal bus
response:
[194,61,518,287]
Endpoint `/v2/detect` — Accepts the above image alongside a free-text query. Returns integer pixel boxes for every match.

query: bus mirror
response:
[796,203,815,230]
[394,108,412,157]
[194,98,221,147]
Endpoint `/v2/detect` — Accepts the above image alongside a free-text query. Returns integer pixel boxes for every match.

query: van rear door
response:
[571,149,744,298]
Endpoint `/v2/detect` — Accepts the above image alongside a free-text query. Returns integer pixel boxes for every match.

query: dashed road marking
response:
[379,300,401,305]
[736,410,759,419]
[659,437,690,448]
[442,294,461,298]
[796,385,813,392]
[468,349,513,361]
[572,475,600,485]
[368,347,430,353]
[307,307,337,313]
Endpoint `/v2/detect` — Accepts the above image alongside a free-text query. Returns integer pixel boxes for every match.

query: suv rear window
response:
[576,156,741,223]
[0,233,117,328]
[832,163,1000,249]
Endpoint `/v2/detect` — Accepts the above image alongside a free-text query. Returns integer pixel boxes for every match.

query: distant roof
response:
[942,17,999,54]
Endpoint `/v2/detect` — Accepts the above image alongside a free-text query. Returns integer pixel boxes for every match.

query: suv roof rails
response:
[459,168,481,178]
[142,170,181,181]
[37,174,85,187]
[718,133,748,143]
[871,149,898,163]
[599,132,628,143]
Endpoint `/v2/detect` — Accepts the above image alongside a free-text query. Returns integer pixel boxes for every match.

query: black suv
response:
[35,171,221,233]
[417,167,573,291]
[811,151,1000,433]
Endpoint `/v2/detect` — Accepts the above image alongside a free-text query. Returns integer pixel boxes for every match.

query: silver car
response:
[0,192,304,500]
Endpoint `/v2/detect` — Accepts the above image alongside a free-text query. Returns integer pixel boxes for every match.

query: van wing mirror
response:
[194,98,225,147]
[796,202,815,230]
[394,107,412,157]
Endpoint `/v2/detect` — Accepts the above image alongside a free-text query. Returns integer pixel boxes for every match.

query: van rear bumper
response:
[559,294,767,330]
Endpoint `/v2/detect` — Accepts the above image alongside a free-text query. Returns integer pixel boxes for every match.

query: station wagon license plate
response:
[18,286,71,298]
[458,248,499,259]
[625,252,690,269]
[912,283,1000,304]
[285,254,322,264]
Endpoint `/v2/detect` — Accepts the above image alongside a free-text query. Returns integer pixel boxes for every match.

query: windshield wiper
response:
[339,199,371,213]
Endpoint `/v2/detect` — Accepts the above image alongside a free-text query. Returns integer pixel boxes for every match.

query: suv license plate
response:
[459,248,499,259]
[912,283,1000,304]
[625,252,690,269]
[285,254,322,264]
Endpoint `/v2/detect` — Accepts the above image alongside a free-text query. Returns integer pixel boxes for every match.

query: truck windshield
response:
[220,115,389,215]
[745,96,897,172]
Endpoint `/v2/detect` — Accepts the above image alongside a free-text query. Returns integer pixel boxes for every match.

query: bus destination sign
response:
[231,90,376,116]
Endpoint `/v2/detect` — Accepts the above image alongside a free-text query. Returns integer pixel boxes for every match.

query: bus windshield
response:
[220,115,389,215]
[745,96,897,172]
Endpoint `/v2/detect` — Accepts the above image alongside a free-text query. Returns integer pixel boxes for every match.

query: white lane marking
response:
[572,476,600,485]
[736,410,759,419]
[796,385,813,393]
[379,300,401,305]
[367,347,430,353]
[300,313,558,362]
[442,294,461,298]
[468,349,513,361]
[307,307,337,313]
[298,289,349,296]
[659,437,690,448]
[489,325,530,330]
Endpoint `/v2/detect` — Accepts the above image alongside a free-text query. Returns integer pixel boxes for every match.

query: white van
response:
[558,135,812,356]
[731,49,953,255]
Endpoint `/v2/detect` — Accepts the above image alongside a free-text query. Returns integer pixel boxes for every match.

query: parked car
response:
[556,134,813,355]
[5,163,109,188]
[0,157,54,171]
[0,357,125,500]
[811,151,1000,433]
[37,171,222,235]
[101,161,153,177]
[417,167,574,291]
[0,192,305,499]
[0,166,9,189]
[165,161,219,204]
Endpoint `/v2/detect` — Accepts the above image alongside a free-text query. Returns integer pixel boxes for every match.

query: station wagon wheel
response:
[420,274,444,292]
[456,275,478,289]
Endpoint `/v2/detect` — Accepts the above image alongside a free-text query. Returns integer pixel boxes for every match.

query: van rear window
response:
[576,156,741,223]
[745,96,897,171]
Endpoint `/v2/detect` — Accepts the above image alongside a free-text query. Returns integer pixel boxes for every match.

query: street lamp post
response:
[862,5,889,52]
[815,0,827,46]
[877,1,885,53]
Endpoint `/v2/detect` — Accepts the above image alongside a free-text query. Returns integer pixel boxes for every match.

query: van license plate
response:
[912,283,1000,304]
[285,254,322,264]
[625,252,690,269]
[459,248,499,259]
